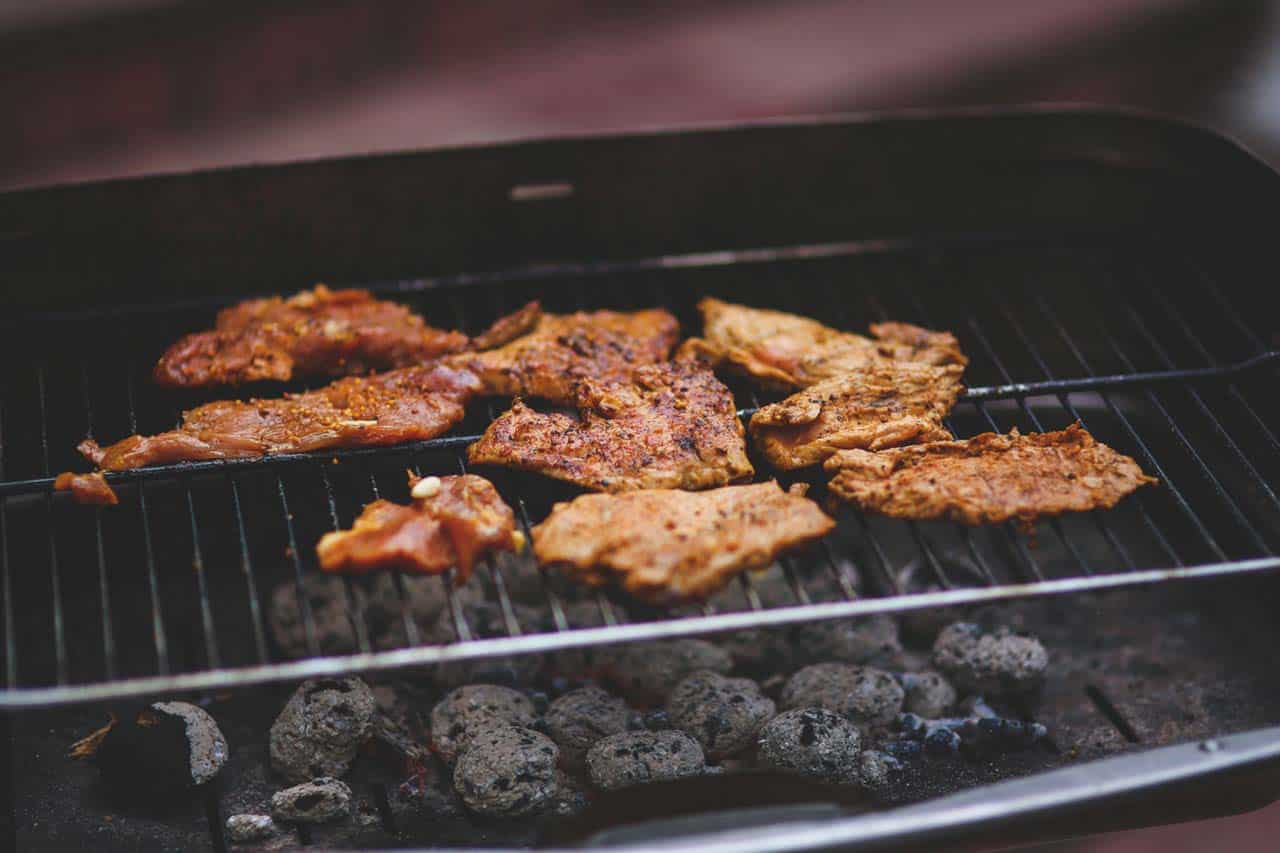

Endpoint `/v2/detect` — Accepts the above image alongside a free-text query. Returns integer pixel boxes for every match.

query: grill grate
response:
[1,233,1277,708]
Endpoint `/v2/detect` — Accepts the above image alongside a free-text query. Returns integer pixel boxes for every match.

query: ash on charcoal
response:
[430,684,539,763]
[271,777,353,824]
[757,708,861,784]
[431,602,544,686]
[665,670,776,759]
[857,749,902,791]
[597,639,732,703]
[544,686,635,770]
[452,726,560,818]
[793,615,903,668]
[88,701,228,800]
[901,671,958,719]
[270,677,376,783]
[781,663,904,730]
[269,575,362,658]
[586,730,707,791]
[225,814,280,843]
[933,622,1048,696]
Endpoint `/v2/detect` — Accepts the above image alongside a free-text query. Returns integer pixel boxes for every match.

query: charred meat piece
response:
[316,473,520,581]
[468,362,753,492]
[153,285,475,387]
[824,423,1157,527]
[750,361,964,469]
[444,306,679,403]
[532,481,834,604]
[78,364,481,471]
[53,471,119,506]
[677,298,966,389]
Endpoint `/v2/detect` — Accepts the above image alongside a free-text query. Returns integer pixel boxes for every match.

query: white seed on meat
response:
[411,475,443,499]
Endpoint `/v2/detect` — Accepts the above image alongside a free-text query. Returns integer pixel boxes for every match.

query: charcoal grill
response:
[0,108,1278,850]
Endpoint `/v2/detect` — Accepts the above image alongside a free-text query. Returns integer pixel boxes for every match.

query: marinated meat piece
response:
[316,473,520,581]
[154,285,476,387]
[78,364,481,471]
[53,471,119,506]
[532,481,834,604]
[445,307,679,403]
[467,363,753,492]
[824,424,1157,527]
[750,361,964,469]
[677,298,966,389]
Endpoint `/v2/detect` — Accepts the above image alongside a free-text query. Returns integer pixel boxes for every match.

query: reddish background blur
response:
[4,1,1280,849]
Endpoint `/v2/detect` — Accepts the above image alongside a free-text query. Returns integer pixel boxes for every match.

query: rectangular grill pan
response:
[0,107,1278,850]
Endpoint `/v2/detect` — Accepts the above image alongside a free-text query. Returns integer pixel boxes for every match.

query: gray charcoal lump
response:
[793,615,902,667]
[597,639,732,702]
[932,622,1048,696]
[544,686,635,769]
[430,602,544,686]
[92,701,228,798]
[270,677,376,783]
[224,814,280,843]
[271,777,353,824]
[586,730,707,791]
[269,575,361,658]
[430,684,539,763]
[781,663,904,729]
[756,708,861,784]
[665,670,776,759]
[452,726,560,818]
[900,670,958,719]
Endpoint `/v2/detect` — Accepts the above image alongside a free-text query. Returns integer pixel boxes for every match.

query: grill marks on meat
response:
[750,362,965,470]
[532,482,834,604]
[53,472,119,506]
[823,424,1157,528]
[467,363,754,492]
[677,298,967,389]
[154,285,472,387]
[316,474,519,581]
[444,307,680,404]
[78,364,482,470]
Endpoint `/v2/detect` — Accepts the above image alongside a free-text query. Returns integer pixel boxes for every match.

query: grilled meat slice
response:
[750,362,964,470]
[53,471,119,506]
[467,362,753,492]
[823,424,1157,527]
[316,473,519,580]
[444,306,680,404]
[677,298,966,389]
[79,364,481,470]
[154,285,474,387]
[532,481,834,604]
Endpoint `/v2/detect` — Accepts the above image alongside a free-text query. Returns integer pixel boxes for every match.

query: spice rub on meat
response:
[53,471,119,506]
[316,473,520,581]
[154,285,474,388]
[677,298,967,389]
[823,423,1157,528]
[444,306,680,404]
[467,362,754,492]
[750,361,964,470]
[532,482,835,604]
[78,364,482,471]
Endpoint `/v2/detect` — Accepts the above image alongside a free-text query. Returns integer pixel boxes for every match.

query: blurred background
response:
[4,0,1280,849]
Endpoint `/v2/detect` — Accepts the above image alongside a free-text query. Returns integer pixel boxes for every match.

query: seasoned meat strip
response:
[78,364,481,470]
[467,362,754,492]
[532,482,834,604]
[750,361,964,470]
[677,298,966,389]
[154,285,475,387]
[823,424,1157,527]
[317,473,519,581]
[53,472,119,506]
[444,307,680,404]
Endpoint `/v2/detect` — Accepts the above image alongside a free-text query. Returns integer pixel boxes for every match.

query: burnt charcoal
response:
[933,622,1048,697]
[269,575,362,658]
[780,663,903,731]
[894,710,1048,758]
[452,726,560,818]
[924,727,962,754]
[545,601,608,678]
[596,639,732,704]
[717,627,798,678]
[271,777,353,824]
[92,701,228,800]
[224,814,280,843]
[900,670,958,718]
[642,709,671,731]
[857,749,903,791]
[544,687,633,770]
[429,684,538,763]
[881,740,924,761]
[793,615,903,668]
[548,770,590,818]
[756,708,861,784]
[269,677,376,783]
[665,671,776,759]
[896,559,989,647]
[431,602,544,686]
[586,730,707,791]
[366,574,479,650]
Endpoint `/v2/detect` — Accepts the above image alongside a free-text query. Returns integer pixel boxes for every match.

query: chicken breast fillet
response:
[532,481,835,604]
[467,362,754,491]
[444,306,680,403]
[78,364,482,470]
[677,298,967,389]
[316,473,519,581]
[823,424,1157,528]
[750,361,965,470]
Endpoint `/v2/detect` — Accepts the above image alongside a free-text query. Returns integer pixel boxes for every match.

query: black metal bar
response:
[229,477,270,665]
[136,482,171,675]
[818,541,858,601]
[778,556,813,605]
[737,571,765,611]
[277,475,320,658]
[317,466,373,655]
[0,498,13,689]
[80,364,119,680]
[35,367,68,684]
[184,483,221,670]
